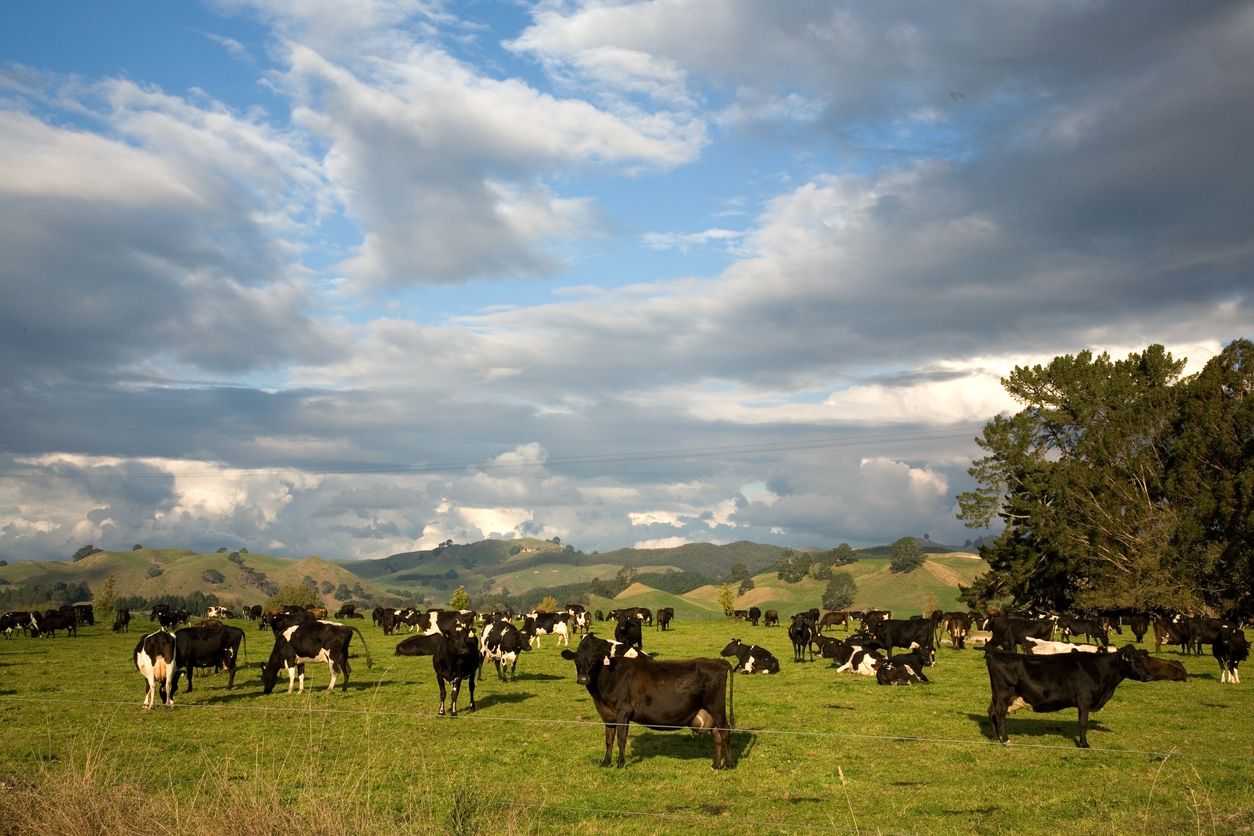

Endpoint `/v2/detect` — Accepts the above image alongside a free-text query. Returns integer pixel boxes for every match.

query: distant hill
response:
[0,548,388,608]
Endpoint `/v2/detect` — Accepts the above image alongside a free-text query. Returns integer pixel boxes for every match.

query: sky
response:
[1,1,1251,564]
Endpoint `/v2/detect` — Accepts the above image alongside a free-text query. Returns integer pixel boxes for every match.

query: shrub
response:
[202,569,225,584]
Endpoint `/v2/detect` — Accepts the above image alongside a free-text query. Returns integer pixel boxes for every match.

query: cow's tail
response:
[350,625,374,668]
[239,630,249,665]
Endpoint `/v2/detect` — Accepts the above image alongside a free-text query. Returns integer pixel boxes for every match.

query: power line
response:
[0,425,987,480]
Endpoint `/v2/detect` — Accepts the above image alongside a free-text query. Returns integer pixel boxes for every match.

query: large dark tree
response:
[958,341,1254,617]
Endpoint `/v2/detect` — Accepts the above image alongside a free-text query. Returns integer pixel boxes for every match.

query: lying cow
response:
[876,648,930,685]
[562,634,735,769]
[984,644,1152,748]
[1135,650,1188,682]
[1024,637,1115,655]
[720,639,779,674]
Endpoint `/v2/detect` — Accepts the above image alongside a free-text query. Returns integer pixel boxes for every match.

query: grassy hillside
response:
[0,548,388,608]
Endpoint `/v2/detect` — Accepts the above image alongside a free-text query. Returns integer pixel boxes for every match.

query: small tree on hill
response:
[537,596,558,613]
[301,575,317,589]
[449,585,471,610]
[94,573,118,619]
[73,545,102,562]
[202,569,225,584]
[718,583,736,617]
[822,572,857,611]
[725,563,750,585]
[320,580,335,595]
[830,543,857,566]
[890,537,925,573]
[145,565,163,578]
[334,583,351,601]
[264,585,323,611]
[133,544,143,551]
[738,576,755,596]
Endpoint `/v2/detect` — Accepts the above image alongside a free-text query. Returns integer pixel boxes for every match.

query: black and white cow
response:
[613,614,643,652]
[524,613,572,648]
[719,639,779,674]
[875,648,930,685]
[433,626,481,716]
[984,644,1153,748]
[872,619,936,664]
[561,633,735,769]
[421,609,476,636]
[478,620,531,681]
[1214,627,1249,684]
[134,631,178,709]
[788,614,814,662]
[261,621,373,694]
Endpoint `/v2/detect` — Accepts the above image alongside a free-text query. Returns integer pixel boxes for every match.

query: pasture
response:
[1,615,1251,836]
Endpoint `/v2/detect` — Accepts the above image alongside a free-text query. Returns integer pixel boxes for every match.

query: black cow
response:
[984,645,1153,748]
[1184,617,1232,656]
[134,631,178,709]
[614,615,643,651]
[561,634,735,769]
[379,609,400,635]
[334,604,357,618]
[113,608,131,633]
[788,614,814,662]
[1153,617,1188,653]
[1126,613,1150,642]
[720,639,779,674]
[748,606,761,627]
[35,610,77,638]
[150,604,170,622]
[945,613,973,649]
[810,634,845,661]
[872,619,936,663]
[73,604,95,626]
[732,609,749,621]
[1057,614,1110,647]
[245,605,262,621]
[172,624,247,693]
[861,610,892,629]
[763,609,779,627]
[433,627,481,716]
[261,621,373,694]
[656,607,674,631]
[989,616,1054,652]
[1213,627,1249,684]
[594,610,604,621]
[478,621,531,681]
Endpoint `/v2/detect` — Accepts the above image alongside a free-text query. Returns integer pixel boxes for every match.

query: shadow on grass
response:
[513,672,562,682]
[620,728,755,767]
[965,712,1108,745]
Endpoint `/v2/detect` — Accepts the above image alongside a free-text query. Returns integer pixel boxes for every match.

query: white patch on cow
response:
[1007,696,1033,713]
[691,709,714,735]
[282,625,300,642]
[554,621,570,647]
[318,619,343,626]
[742,655,757,674]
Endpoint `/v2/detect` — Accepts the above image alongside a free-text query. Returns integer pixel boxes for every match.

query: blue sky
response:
[1,1,1250,563]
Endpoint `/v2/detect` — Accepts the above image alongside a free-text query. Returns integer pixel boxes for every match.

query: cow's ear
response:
[560,649,575,660]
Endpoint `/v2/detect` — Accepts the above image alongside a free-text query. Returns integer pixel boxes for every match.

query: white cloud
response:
[633,536,690,550]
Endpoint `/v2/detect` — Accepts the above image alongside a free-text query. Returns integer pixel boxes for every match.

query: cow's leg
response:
[601,723,615,767]
[988,700,1007,743]
[1076,702,1090,748]
[464,672,476,713]
[226,660,236,689]
[437,676,448,716]
[341,657,351,692]
[448,677,461,717]
[613,708,633,768]
[326,660,338,693]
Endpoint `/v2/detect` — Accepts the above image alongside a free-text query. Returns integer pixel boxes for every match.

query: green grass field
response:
[1,616,1251,836]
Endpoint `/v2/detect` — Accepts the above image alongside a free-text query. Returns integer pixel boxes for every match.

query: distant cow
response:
[763,609,779,627]
[1135,650,1189,682]
[788,615,814,663]
[818,611,849,634]
[984,645,1153,748]
[945,613,974,649]
[656,607,675,631]
[261,620,373,694]
[134,631,178,709]
[525,613,572,648]
[748,607,761,627]
[720,639,779,674]
[561,634,735,769]
[872,619,935,664]
[335,604,357,619]
[113,608,131,633]
[1024,637,1114,655]
[989,616,1054,652]
[614,615,644,652]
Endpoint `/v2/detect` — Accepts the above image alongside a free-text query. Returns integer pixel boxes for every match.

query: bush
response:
[264,585,323,611]
[202,569,225,584]
[132,544,143,551]
[890,537,925,573]
[822,573,857,610]
[72,545,102,562]
[145,565,163,578]
[449,586,471,610]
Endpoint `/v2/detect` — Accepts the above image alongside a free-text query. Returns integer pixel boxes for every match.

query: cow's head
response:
[259,659,279,694]
[720,639,743,657]
[561,633,610,685]
[1117,644,1154,682]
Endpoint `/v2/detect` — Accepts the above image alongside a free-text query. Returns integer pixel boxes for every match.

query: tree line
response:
[958,340,1254,617]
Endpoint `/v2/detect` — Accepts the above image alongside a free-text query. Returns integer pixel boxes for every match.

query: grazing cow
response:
[134,631,178,709]
[720,639,779,674]
[113,608,131,633]
[1,612,31,638]
[748,607,761,627]
[379,609,400,636]
[1057,615,1110,647]
[1024,637,1114,655]
[207,606,229,619]
[872,618,935,666]
[172,624,247,693]
[34,610,76,638]
[732,609,749,621]
[594,610,604,622]
[945,613,974,649]
[561,634,735,769]
[788,615,814,662]
[335,604,357,618]
[525,613,573,648]
[261,621,373,694]
[1134,650,1189,682]
[656,607,674,631]
[73,604,95,626]
[1213,627,1249,684]
[395,634,443,657]
[478,621,531,681]
[433,627,481,716]
[1184,617,1233,656]
[984,645,1153,748]
[817,611,849,634]
[613,615,644,652]
[763,609,779,627]
[989,616,1055,652]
